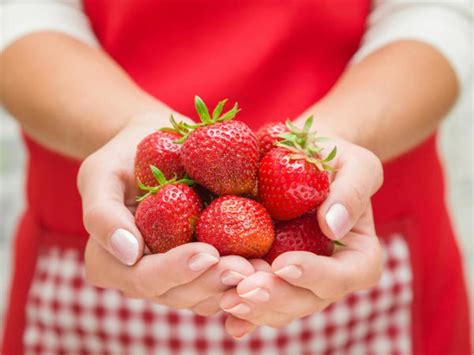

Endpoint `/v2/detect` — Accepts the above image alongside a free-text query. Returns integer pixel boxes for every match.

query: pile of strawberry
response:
[134,96,338,263]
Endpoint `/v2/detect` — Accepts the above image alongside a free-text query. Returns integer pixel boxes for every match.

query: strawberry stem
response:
[136,165,195,202]
[277,115,337,171]
[172,96,241,145]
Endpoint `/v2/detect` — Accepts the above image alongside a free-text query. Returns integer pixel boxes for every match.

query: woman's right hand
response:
[78,114,255,316]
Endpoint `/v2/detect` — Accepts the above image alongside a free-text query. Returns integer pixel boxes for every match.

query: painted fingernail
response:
[326,203,350,239]
[221,271,246,286]
[274,265,303,279]
[110,229,139,266]
[224,303,251,315]
[188,253,219,271]
[239,288,270,302]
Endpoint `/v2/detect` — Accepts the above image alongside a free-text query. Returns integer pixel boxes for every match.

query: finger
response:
[78,155,143,265]
[191,295,223,317]
[317,143,383,240]
[159,255,255,308]
[249,259,272,272]
[237,272,326,318]
[224,315,257,339]
[236,271,325,317]
[220,287,296,328]
[85,240,219,298]
[272,231,382,300]
[220,272,311,326]
[220,288,264,320]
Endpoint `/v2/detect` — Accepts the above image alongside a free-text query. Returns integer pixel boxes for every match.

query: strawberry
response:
[196,195,275,258]
[178,96,259,195]
[258,116,336,220]
[256,122,288,158]
[135,166,202,253]
[264,214,334,263]
[135,126,185,187]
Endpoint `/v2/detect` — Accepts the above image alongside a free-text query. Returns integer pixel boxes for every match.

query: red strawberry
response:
[258,116,336,220]
[264,214,334,263]
[256,122,288,158]
[179,96,259,195]
[135,166,202,253]
[196,195,275,258]
[135,129,184,187]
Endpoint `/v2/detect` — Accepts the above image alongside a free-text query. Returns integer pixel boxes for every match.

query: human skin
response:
[0,33,458,338]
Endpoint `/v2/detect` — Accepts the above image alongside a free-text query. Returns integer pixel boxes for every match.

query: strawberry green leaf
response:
[137,178,150,192]
[150,165,167,185]
[302,115,314,135]
[278,132,298,141]
[178,177,195,186]
[183,122,202,129]
[334,240,346,247]
[285,119,302,134]
[136,191,151,202]
[322,146,337,162]
[173,134,188,144]
[276,140,298,150]
[322,162,335,172]
[170,114,179,130]
[307,145,323,154]
[159,127,177,133]
[218,102,240,121]
[212,99,228,120]
[295,136,306,147]
[194,96,212,124]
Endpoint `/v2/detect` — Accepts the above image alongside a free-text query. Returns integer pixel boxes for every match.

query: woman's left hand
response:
[220,133,384,339]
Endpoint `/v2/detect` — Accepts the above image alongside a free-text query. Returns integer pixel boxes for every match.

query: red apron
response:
[2,1,470,354]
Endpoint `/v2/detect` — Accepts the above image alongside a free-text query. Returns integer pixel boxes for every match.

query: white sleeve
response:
[352,0,473,90]
[0,0,99,52]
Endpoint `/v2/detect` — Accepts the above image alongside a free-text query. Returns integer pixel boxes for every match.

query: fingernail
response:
[188,253,219,271]
[223,303,251,315]
[274,265,303,279]
[110,229,139,265]
[221,271,246,286]
[239,288,270,302]
[326,203,350,239]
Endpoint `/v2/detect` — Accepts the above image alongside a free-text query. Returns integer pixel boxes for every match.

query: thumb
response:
[78,155,145,265]
[317,145,383,240]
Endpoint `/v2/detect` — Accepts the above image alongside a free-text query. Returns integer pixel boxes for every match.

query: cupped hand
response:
[221,134,384,338]
[78,114,255,315]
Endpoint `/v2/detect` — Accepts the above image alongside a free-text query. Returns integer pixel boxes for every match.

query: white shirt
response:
[0,0,472,89]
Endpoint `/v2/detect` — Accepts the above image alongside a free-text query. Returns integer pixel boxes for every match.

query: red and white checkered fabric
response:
[23,234,412,354]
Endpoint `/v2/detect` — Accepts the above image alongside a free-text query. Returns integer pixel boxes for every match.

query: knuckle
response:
[129,272,154,298]
[361,148,384,191]
[77,155,97,193]
[347,181,365,208]
[82,204,105,232]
